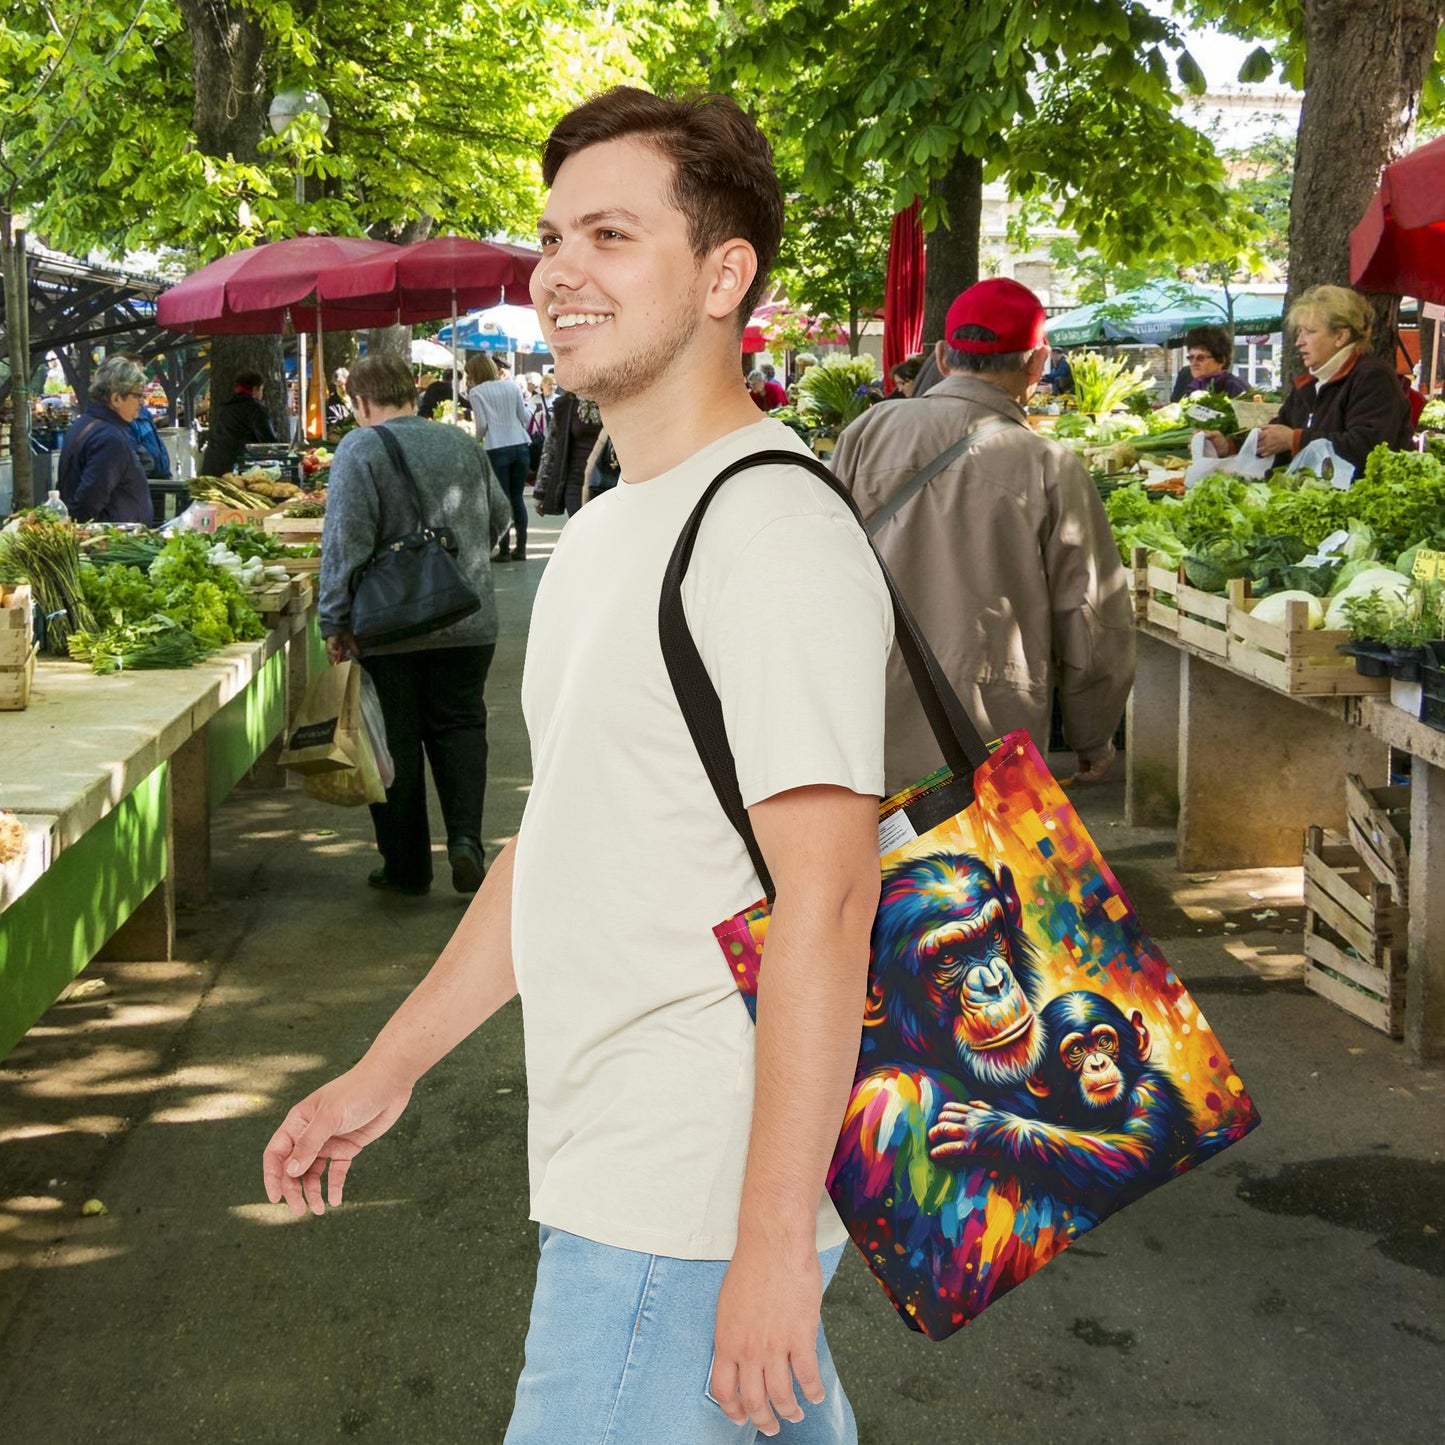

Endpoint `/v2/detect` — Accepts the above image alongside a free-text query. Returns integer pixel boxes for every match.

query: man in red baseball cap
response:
[832,276,1135,792]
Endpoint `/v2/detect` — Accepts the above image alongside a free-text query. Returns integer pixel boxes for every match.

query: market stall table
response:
[0,606,322,1058]
[1126,621,1445,1062]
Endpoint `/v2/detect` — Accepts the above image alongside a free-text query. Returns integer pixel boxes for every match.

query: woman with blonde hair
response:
[466,352,533,560]
[1207,284,1411,469]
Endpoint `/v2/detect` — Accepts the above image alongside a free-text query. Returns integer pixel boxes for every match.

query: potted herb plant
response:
[1339,592,1397,677]
[1382,579,1445,681]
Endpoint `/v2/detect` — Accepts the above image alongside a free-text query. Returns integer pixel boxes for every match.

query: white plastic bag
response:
[1183,428,1274,489]
[357,669,396,790]
[1287,438,1356,491]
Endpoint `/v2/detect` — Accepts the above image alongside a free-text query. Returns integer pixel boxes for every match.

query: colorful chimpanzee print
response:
[713,731,1260,1341]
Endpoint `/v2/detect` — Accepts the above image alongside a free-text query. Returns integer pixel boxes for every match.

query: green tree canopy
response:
[6,0,652,262]
[709,0,1241,333]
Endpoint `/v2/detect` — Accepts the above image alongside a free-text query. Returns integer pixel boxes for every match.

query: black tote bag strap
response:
[864,414,1020,537]
[373,424,435,531]
[658,447,992,903]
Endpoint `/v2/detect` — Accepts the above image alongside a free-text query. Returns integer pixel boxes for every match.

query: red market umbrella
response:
[156,235,401,334]
[156,236,400,444]
[1350,134,1445,305]
[882,202,926,391]
[317,235,543,413]
[315,235,542,323]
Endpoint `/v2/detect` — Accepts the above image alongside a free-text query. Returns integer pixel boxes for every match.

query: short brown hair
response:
[1182,325,1233,367]
[465,352,497,387]
[347,353,416,411]
[542,87,784,322]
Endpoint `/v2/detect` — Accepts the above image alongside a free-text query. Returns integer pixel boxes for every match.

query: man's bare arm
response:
[710,785,879,1436]
[262,836,519,1216]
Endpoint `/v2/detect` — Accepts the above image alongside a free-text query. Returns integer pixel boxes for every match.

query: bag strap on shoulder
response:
[658,447,993,904]
[373,424,435,531]
[864,414,1020,537]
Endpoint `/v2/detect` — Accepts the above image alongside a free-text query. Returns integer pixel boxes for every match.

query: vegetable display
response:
[1068,352,1152,416]
[1111,439,1445,666]
[0,510,96,654]
[70,532,267,674]
[1109,445,1445,587]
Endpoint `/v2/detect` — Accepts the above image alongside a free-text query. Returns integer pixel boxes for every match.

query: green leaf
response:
[1176,50,1207,96]
[1238,45,1274,84]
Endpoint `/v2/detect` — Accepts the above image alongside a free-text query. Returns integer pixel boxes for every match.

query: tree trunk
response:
[1284,0,1445,378]
[177,0,287,439]
[1,217,35,508]
[364,324,411,359]
[921,152,984,344]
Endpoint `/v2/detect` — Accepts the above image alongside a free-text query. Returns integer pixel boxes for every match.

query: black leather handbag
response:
[348,425,483,647]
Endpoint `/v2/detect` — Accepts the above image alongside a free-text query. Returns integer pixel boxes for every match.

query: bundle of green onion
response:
[0,510,96,654]
[81,530,163,571]
[67,616,213,675]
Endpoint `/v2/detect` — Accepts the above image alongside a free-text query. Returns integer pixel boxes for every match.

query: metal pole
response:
[314,320,325,443]
[451,299,460,420]
[294,169,307,445]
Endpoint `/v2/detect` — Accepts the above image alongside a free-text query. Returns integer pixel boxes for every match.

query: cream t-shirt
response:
[512,418,893,1259]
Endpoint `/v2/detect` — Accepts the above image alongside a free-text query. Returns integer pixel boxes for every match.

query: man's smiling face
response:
[531,137,708,408]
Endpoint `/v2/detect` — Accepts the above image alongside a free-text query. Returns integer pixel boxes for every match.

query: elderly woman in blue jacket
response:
[57,355,154,524]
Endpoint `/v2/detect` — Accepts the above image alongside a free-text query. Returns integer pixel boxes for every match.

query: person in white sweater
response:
[466,352,533,560]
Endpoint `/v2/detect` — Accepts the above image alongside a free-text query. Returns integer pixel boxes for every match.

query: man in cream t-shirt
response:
[264,87,892,1445]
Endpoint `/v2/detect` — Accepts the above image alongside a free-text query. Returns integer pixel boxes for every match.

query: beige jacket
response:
[831,374,1135,794]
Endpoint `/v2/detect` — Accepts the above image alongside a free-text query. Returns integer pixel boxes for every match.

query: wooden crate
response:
[1226,582,1389,697]
[283,575,315,616]
[1302,824,1407,1037]
[1233,401,1278,431]
[0,643,38,712]
[1,584,35,668]
[1345,774,1409,906]
[263,513,325,541]
[245,579,294,629]
[1141,562,1230,658]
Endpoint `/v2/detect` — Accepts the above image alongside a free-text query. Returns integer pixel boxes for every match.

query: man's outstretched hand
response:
[262,1063,413,1217]
[710,1239,826,1438]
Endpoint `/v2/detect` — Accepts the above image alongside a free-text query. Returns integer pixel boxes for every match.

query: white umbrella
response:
[410,337,457,368]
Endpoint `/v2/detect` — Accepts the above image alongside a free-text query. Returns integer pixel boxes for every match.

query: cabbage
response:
[1248,591,1324,629]
[1322,568,1411,631]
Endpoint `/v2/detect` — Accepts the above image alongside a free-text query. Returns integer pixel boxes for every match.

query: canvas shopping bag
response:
[280,660,364,775]
[660,451,1261,1342]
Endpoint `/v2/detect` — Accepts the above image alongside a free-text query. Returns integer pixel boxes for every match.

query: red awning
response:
[882,203,926,391]
[1350,134,1445,305]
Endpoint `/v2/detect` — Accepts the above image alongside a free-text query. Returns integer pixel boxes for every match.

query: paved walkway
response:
[1,515,1442,1444]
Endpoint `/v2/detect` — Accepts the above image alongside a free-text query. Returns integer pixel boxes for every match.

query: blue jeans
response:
[488,443,531,554]
[505,1228,857,1445]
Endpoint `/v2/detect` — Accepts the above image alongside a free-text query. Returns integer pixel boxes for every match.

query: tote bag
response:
[660,450,1261,1342]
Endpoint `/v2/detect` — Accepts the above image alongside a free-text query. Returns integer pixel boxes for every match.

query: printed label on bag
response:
[878,808,917,856]
[288,719,338,751]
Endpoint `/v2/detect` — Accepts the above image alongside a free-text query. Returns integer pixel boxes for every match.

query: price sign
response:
[1412,547,1445,582]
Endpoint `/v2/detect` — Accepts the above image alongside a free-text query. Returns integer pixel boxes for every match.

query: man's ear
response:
[934,338,951,375]
[705,239,758,324]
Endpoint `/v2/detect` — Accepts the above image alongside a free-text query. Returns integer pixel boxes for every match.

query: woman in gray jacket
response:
[319,354,512,896]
